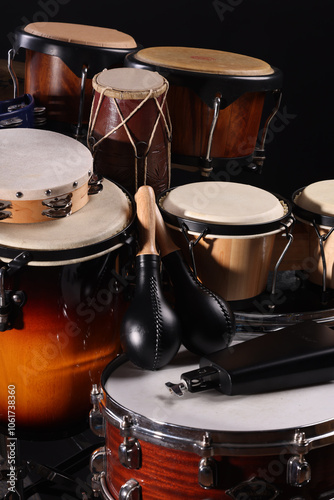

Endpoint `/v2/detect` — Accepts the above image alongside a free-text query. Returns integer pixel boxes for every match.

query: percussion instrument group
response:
[1,20,334,500]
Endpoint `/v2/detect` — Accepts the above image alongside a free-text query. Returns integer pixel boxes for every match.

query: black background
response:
[1,0,333,199]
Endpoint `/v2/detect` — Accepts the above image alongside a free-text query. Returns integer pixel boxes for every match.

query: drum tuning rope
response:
[87,80,172,192]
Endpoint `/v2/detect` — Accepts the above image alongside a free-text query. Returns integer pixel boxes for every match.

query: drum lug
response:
[89,384,105,437]
[119,479,142,500]
[90,446,106,477]
[119,416,142,469]
[287,431,311,487]
[286,455,311,487]
[198,457,218,489]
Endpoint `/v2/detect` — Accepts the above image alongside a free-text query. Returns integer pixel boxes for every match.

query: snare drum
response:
[88,67,171,196]
[126,46,282,176]
[91,352,334,499]
[0,135,135,437]
[0,128,93,223]
[158,182,292,301]
[11,22,139,130]
[293,179,334,290]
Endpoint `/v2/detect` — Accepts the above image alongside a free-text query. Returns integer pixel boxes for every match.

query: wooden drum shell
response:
[0,254,126,439]
[168,228,278,302]
[166,85,266,160]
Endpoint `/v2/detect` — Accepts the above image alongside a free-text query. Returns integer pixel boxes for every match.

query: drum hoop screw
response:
[45,189,52,196]
[16,192,23,198]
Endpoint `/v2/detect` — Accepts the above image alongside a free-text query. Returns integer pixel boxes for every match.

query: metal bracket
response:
[180,222,208,279]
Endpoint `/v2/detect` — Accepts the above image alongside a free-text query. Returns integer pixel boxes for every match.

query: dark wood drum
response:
[126,46,282,177]
[88,67,172,196]
[10,22,140,131]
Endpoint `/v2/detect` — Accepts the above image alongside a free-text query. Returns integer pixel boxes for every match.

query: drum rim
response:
[293,186,334,227]
[100,354,334,456]
[158,187,293,237]
[0,182,135,264]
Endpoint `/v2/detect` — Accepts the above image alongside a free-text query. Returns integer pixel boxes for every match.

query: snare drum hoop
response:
[13,25,141,79]
[100,354,334,457]
[158,188,293,238]
[0,182,135,265]
[293,187,334,229]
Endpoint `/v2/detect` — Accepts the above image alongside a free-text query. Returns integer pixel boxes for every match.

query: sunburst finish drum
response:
[0,129,135,437]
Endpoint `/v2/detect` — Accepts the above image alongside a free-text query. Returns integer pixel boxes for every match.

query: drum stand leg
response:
[74,65,88,139]
[312,222,334,297]
[270,219,295,300]
[200,95,221,179]
[7,49,18,99]
[252,89,282,173]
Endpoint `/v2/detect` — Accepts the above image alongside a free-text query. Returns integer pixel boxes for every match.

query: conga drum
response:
[293,179,334,290]
[0,128,135,438]
[88,67,172,196]
[89,351,334,499]
[126,46,282,177]
[10,22,140,133]
[158,182,292,302]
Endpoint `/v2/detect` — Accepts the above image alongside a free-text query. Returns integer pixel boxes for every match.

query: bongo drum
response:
[158,182,292,302]
[0,136,135,438]
[0,128,94,223]
[10,22,140,133]
[126,46,282,177]
[90,352,334,499]
[293,179,334,290]
[88,67,172,196]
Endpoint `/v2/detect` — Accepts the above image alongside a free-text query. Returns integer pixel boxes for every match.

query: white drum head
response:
[0,128,92,201]
[161,182,285,225]
[93,68,167,99]
[294,179,334,217]
[104,349,334,452]
[0,180,133,265]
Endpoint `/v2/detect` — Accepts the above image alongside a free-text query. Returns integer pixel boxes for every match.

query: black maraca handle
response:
[155,203,235,356]
[120,186,181,370]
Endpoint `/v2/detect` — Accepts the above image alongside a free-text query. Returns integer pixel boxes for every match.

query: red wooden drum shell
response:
[125,46,282,168]
[0,179,135,439]
[97,353,334,499]
[12,22,139,125]
[89,68,171,196]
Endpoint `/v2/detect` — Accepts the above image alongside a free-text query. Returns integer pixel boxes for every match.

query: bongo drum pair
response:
[126,46,282,178]
[89,352,334,499]
[9,22,140,135]
[0,128,135,438]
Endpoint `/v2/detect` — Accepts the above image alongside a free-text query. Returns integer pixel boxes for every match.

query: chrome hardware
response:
[90,446,106,476]
[119,479,142,500]
[0,201,12,220]
[226,476,280,499]
[165,380,188,397]
[42,194,72,219]
[119,438,142,470]
[198,457,217,489]
[0,211,12,220]
[0,117,22,128]
[89,384,104,437]
[7,48,19,99]
[200,94,221,178]
[286,431,311,487]
[88,173,104,195]
[287,455,311,487]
